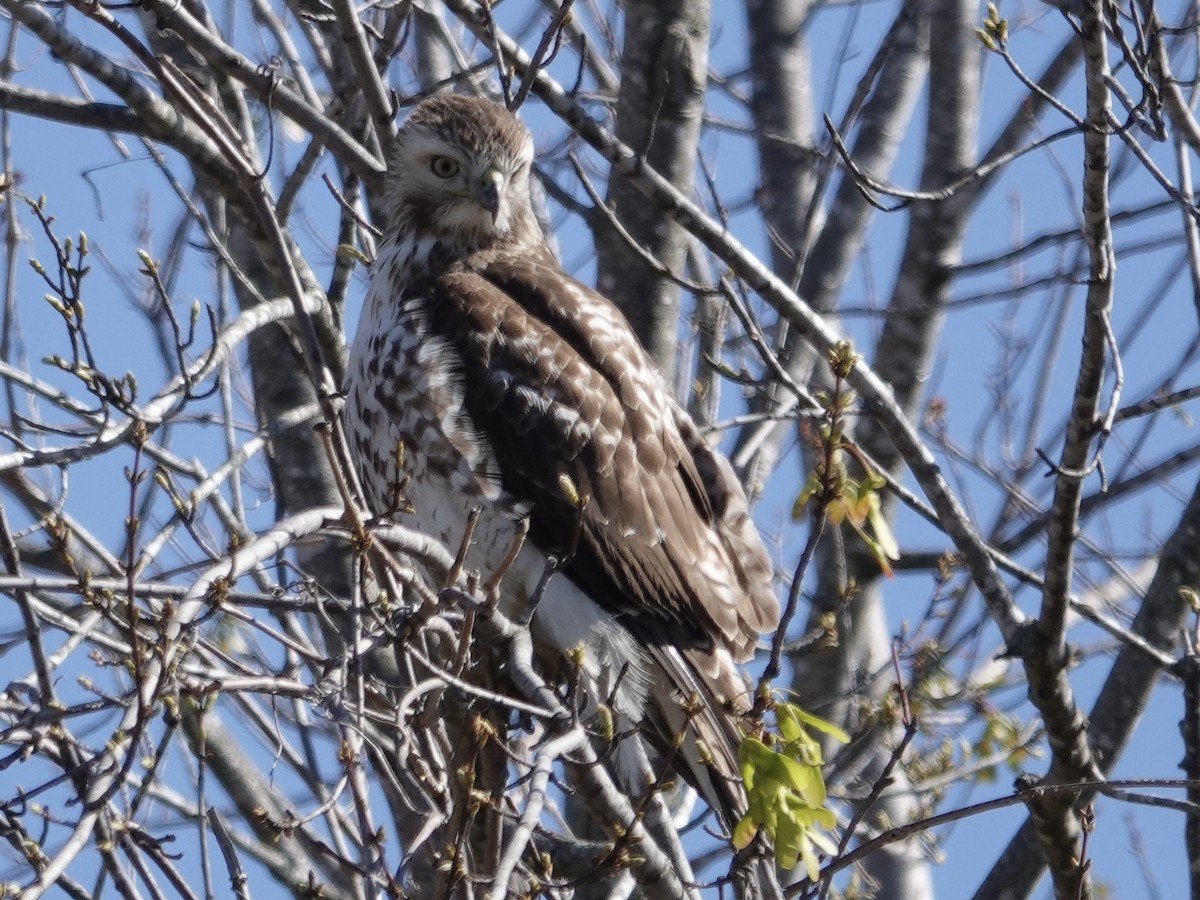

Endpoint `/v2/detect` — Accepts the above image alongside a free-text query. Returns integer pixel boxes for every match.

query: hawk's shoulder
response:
[412,251,779,663]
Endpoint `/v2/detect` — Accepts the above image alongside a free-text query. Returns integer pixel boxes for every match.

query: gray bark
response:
[793,1,977,896]
[733,0,929,494]
[594,0,710,380]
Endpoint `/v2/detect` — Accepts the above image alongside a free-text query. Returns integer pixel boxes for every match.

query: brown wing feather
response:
[414,254,779,661]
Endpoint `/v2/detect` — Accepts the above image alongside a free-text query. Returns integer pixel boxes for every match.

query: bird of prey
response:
[344,93,780,832]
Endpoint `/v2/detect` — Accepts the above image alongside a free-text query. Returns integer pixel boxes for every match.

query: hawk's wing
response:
[412,254,778,666]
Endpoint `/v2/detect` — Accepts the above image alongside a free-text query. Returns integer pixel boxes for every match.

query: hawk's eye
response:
[430,156,460,179]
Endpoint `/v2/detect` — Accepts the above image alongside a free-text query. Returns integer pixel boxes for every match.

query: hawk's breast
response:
[344,238,517,565]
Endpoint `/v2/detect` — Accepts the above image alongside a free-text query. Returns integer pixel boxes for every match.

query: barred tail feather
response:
[636,643,784,900]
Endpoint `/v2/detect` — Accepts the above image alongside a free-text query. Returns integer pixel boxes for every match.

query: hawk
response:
[344,94,780,834]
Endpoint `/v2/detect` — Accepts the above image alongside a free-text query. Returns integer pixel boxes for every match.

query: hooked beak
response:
[476,167,504,218]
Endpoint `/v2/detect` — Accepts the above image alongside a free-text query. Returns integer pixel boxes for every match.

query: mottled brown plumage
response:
[344,94,780,830]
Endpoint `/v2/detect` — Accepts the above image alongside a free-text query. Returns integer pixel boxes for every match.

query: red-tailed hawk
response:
[344,94,780,835]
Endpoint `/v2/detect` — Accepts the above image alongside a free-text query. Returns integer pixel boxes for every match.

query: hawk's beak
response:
[476,167,504,218]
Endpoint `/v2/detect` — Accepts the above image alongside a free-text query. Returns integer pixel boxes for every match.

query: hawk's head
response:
[386,95,540,253]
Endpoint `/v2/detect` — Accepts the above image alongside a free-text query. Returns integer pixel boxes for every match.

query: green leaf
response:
[732,814,758,850]
[780,703,851,744]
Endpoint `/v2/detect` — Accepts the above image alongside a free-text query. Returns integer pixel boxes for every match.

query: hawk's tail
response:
[634,643,784,899]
